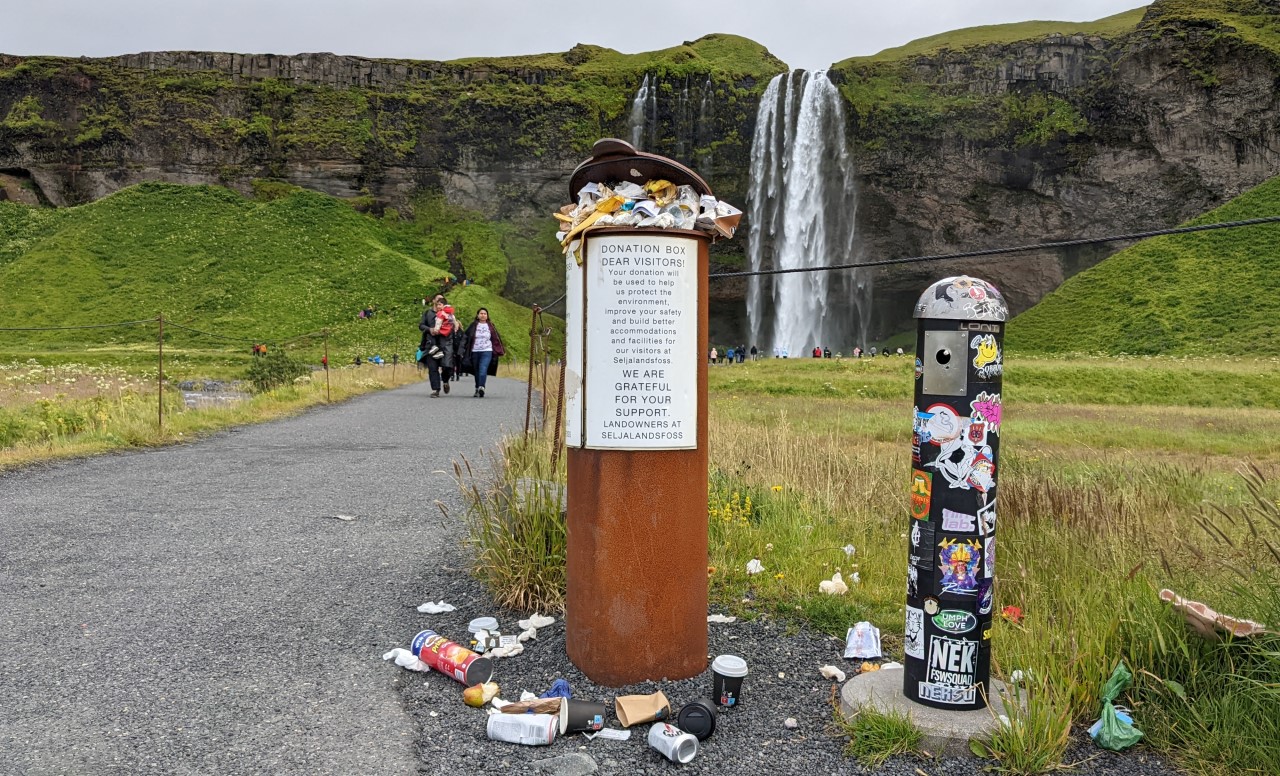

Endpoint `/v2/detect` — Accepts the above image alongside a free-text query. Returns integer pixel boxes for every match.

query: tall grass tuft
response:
[832,706,923,767]
[972,671,1074,774]
[457,434,567,613]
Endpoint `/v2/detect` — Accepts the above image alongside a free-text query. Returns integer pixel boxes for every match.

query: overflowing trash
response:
[648,722,699,764]
[554,179,741,263]
[843,622,882,660]
[1090,662,1144,752]
[819,665,847,682]
[819,572,850,595]
[615,692,672,727]
[463,682,501,708]
[383,613,751,761]
[382,647,432,673]
[1159,588,1268,640]
[417,601,456,614]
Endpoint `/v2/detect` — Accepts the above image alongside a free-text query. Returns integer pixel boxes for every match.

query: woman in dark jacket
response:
[462,308,505,398]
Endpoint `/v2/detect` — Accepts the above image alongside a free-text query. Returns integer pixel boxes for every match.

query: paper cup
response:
[559,698,607,734]
[648,722,698,764]
[711,654,748,707]
[614,691,671,727]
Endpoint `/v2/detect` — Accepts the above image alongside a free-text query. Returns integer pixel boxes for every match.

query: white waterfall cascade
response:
[628,74,657,150]
[745,70,868,355]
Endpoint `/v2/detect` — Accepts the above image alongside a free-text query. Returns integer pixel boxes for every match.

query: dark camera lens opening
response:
[935,349,952,365]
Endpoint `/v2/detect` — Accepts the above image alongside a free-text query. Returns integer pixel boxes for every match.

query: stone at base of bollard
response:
[838,666,1023,757]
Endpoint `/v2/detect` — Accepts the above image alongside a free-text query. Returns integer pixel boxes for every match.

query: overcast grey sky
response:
[2,1,1147,71]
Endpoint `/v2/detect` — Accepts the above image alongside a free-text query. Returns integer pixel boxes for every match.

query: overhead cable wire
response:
[707,215,1280,279]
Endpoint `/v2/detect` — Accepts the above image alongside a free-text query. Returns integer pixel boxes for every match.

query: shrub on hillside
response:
[245,350,308,392]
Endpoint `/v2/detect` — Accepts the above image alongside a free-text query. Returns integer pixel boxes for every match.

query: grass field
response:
[472,354,1279,774]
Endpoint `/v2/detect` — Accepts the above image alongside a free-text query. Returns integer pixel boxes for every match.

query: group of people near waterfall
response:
[417,294,505,398]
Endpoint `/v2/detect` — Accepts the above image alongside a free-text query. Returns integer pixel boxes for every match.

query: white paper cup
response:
[648,722,698,763]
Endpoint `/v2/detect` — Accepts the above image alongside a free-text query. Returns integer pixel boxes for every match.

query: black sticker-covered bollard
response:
[904,276,1007,710]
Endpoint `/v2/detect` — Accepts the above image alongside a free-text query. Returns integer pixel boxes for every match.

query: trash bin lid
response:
[676,700,717,740]
[569,138,713,201]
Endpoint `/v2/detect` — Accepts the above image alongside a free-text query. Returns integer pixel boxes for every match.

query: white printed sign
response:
[565,251,585,447]
[580,233,698,450]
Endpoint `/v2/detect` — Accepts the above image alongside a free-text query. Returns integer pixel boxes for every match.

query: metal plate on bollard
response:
[922,330,968,396]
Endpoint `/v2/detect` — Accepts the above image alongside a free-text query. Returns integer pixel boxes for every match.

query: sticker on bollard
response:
[411,629,493,686]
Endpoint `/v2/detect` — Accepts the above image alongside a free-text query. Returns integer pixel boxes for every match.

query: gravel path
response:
[0,375,1184,776]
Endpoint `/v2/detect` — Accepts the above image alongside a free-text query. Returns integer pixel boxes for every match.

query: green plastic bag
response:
[1091,662,1144,752]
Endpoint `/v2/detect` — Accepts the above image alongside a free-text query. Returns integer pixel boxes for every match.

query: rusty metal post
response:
[156,313,164,429]
[563,139,726,685]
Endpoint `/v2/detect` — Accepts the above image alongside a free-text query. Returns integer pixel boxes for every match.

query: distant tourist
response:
[824,347,832,359]
[419,297,456,397]
[750,344,758,361]
[462,308,505,398]
[896,347,905,356]
[853,347,862,358]
[709,347,718,365]
[726,347,735,364]
[869,346,877,357]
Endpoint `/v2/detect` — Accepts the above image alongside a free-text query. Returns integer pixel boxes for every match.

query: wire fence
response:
[0,314,419,432]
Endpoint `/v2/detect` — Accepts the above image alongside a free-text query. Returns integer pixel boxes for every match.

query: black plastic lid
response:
[676,699,717,740]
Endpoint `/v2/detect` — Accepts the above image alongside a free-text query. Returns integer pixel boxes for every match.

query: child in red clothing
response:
[437,305,457,336]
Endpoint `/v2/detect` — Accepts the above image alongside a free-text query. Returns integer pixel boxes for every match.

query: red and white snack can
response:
[411,630,494,686]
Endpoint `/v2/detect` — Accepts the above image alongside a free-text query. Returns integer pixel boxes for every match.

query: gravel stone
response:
[0,376,1186,775]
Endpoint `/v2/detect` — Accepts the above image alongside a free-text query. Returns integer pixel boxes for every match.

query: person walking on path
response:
[461,308,505,398]
[418,296,455,397]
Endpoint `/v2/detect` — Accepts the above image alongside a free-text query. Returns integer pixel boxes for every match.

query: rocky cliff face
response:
[839,5,1280,337]
[3,3,1280,342]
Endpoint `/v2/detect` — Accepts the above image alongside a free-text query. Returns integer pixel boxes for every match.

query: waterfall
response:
[628,74,657,150]
[745,70,867,356]
[697,78,714,175]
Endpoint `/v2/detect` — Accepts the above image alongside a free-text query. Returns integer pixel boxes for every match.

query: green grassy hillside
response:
[1007,175,1280,355]
[848,6,1148,63]
[0,182,561,361]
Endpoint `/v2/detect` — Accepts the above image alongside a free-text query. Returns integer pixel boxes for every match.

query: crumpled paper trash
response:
[519,614,555,630]
[819,665,846,682]
[746,558,764,575]
[819,571,849,595]
[707,614,737,623]
[382,648,432,673]
[417,601,456,614]
[1159,588,1267,640]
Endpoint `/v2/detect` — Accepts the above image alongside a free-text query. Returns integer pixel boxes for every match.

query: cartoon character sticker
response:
[907,564,919,598]
[970,392,1002,435]
[977,578,994,615]
[984,536,996,578]
[905,606,925,659]
[910,469,933,521]
[978,499,996,535]
[920,404,963,446]
[938,538,982,596]
[971,334,1002,380]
